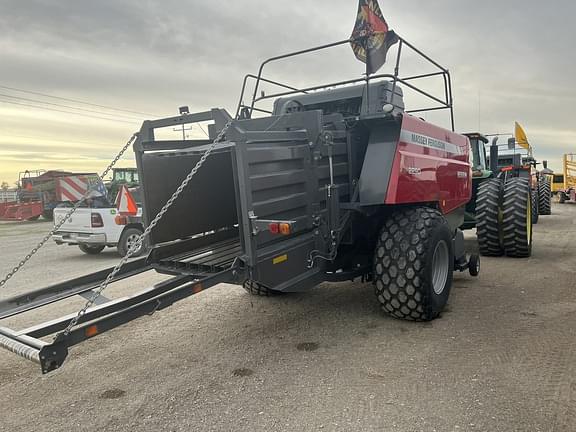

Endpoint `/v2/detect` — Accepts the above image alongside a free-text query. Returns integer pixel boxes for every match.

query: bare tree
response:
[1,181,9,191]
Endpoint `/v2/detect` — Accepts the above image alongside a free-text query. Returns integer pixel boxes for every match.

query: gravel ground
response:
[0,203,575,432]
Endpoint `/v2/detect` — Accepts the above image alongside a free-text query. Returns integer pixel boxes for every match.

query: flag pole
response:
[364,35,371,115]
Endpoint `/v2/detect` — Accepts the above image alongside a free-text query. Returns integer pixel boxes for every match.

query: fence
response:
[0,191,17,203]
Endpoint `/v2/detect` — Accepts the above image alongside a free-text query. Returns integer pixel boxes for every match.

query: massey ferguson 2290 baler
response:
[0,34,479,373]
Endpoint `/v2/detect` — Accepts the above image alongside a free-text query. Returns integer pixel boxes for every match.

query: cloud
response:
[0,0,574,182]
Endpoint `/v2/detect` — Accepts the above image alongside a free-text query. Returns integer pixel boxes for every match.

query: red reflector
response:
[279,223,291,235]
[501,166,513,172]
[91,213,104,228]
[269,223,279,234]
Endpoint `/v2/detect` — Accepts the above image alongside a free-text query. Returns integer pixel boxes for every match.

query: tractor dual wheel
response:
[502,178,533,258]
[373,207,454,322]
[531,188,540,225]
[476,179,504,257]
[538,177,552,215]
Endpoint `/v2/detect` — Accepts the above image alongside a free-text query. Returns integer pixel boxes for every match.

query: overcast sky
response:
[0,0,574,183]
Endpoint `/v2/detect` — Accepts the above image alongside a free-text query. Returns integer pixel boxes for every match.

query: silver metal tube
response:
[0,333,40,364]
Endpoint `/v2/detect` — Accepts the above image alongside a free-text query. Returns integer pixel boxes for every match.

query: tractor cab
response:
[465,133,490,176]
[112,168,139,184]
[107,168,140,200]
[462,133,491,230]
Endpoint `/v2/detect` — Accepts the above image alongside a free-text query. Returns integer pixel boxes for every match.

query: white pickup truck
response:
[53,202,146,257]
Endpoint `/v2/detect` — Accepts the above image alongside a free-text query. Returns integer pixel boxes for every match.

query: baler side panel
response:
[385,115,471,214]
[358,122,400,205]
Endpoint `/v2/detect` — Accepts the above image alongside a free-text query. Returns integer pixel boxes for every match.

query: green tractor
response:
[462,133,533,258]
[105,168,140,201]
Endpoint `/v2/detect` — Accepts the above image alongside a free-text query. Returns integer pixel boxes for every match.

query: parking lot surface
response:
[0,204,575,431]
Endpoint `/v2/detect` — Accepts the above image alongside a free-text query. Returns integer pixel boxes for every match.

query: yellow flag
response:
[515,122,530,151]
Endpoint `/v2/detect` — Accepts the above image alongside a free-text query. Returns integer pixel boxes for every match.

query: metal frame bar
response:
[0,257,150,320]
[235,35,455,130]
[0,267,239,374]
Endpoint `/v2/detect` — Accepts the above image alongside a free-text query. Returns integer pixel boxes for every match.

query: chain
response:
[58,120,234,338]
[0,133,139,290]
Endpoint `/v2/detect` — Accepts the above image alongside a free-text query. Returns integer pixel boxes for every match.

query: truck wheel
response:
[242,280,282,296]
[531,188,539,225]
[79,244,105,255]
[476,179,504,256]
[118,227,146,257]
[373,207,454,321]
[502,178,532,258]
[538,178,552,215]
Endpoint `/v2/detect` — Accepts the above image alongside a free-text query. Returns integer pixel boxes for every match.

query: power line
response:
[0,100,140,125]
[0,130,116,147]
[0,93,144,121]
[0,84,159,117]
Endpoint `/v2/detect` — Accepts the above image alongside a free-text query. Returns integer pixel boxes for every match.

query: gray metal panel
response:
[229,111,328,286]
[272,80,405,117]
[359,122,401,205]
[254,233,321,292]
[140,148,238,245]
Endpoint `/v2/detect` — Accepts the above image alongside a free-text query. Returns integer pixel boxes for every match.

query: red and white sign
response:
[116,185,138,216]
[56,175,104,202]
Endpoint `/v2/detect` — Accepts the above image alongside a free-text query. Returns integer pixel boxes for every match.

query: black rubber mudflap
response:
[502,178,532,258]
[476,178,504,256]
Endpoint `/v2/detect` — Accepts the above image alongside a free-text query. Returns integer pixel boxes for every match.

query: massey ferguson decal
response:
[400,130,464,155]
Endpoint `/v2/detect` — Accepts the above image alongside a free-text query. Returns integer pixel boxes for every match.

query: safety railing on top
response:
[234,35,455,131]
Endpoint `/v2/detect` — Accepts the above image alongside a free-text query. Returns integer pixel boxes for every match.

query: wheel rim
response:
[432,240,450,295]
[127,233,142,253]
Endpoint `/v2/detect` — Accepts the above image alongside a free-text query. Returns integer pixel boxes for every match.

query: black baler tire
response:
[531,188,539,225]
[373,207,454,322]
[502,178,532,258]
[538,178,552,215]
[476,179,504,257]
[242,280,282,297]
[79,244,105,255]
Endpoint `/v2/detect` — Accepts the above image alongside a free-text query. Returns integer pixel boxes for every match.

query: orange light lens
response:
[279,223,291,235]
[115,215,127,225]
[85,325,99,338]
